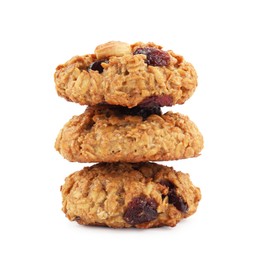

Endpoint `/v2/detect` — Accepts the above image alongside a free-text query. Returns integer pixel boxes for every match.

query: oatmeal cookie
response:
[55,105,203,163]
[54,41,197,108]
[61,162,201,228]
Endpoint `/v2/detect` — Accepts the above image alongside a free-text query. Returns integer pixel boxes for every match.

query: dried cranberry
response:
[123,196,158,225]
[160,179,174,189]
[88,59,107,73]
[125,106,161,119]
[160,180,188,213]
[140,106,161,118]
[112,105,162,120]
[140,95,173,107]
[168,189,188,213]
[133,47,170,66]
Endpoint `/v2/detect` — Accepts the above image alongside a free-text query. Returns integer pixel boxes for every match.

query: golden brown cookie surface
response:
[55,105,204,163]
[54,41,197,108]
[61,162,201,228]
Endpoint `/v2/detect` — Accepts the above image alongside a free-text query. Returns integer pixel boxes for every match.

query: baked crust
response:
[55,106,204,163]
[61,162,201,228]
[54,41,197,108]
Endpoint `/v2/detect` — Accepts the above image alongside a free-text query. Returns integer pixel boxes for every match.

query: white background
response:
[1,0,260,259]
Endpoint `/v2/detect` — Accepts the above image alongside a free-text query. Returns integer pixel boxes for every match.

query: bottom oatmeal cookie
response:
[61,162,201,228]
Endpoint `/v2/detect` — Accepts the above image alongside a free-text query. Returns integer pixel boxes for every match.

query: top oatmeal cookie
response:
[54,41,198,108]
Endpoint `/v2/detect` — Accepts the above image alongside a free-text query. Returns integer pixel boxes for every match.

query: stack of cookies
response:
[54,41,204,228]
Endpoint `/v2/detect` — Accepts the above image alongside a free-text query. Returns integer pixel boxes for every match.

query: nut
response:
[95,41,131,59]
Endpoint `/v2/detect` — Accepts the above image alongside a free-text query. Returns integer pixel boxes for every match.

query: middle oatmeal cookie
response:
[61,162,201,228]
[55,105,204,163]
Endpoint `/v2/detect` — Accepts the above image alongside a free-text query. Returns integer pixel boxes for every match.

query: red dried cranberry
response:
[123,196,158,225]
[160,179,174,189]
[133,47,170,66]
[168,189,188,213]
[140,95,173,107]
[88,59,107,73]
[110,105,162,120]
[160,180,188,213]
[135,106,161,119]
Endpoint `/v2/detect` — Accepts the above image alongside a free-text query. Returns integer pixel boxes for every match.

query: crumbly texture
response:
[55,105,204,163]
[54,42,197,108]
[61,162,201,228]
